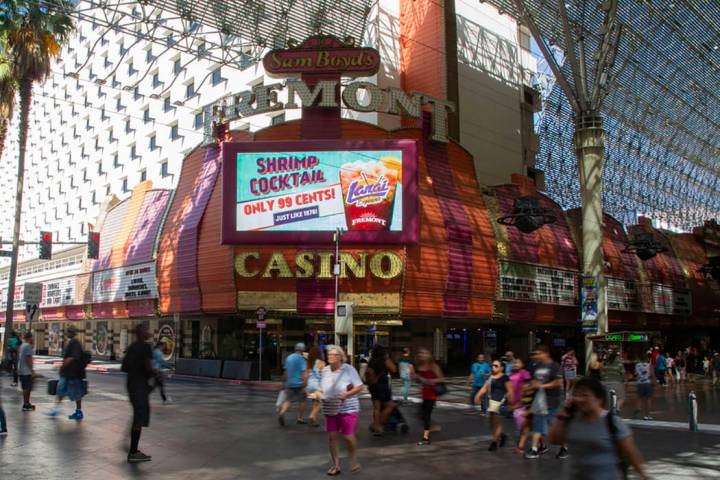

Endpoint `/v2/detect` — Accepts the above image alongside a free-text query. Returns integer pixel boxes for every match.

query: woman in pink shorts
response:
[320,345,364,476]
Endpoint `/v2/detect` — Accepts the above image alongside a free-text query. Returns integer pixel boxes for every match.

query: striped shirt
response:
[320,364,362,414]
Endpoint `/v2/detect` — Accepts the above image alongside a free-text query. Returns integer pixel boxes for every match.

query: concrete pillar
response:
[573,113,607,368]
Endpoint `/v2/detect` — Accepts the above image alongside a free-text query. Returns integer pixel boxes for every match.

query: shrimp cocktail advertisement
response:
[222,140,418,244]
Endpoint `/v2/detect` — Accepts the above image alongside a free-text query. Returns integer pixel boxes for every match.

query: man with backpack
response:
[47,326,89,420]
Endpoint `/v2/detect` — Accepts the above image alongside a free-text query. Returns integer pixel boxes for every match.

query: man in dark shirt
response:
[47,326,87,420]
[122,324,154,463]
[525,345,563,459]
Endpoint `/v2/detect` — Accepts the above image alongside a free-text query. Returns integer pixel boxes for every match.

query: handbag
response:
[47,379,58,396]
[488,398,504,414]
[321,366,347,416]
[433,382,448,396]
[275,389,287,411]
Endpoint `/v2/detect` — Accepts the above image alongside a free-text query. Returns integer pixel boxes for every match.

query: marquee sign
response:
[222,140,418,244]
[92,262,158,303]
[235,250,403,280]
[497,261,577,306]
[43,276,76,307]
[263,36,380,77]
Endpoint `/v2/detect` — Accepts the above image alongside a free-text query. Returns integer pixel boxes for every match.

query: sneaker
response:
[539,444,549,455]
[556,447,569,459]
[643,416,653,421]
[499,433,507,448]
[46,409,60,417]
[296,419,307,425]
[10,382,17,387]
[69,410,84,421]
[0,430,8,436]
[22,404,36,411]
[278,415,285,427]
[127,451,152,463]
[488,441,498,451]
[525,449,540,459]
[417,437,430,446]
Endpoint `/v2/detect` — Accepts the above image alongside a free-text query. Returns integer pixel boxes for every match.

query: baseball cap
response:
[294,342,306,352]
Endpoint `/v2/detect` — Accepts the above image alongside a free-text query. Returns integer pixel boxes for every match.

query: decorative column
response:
[574,113,607,366]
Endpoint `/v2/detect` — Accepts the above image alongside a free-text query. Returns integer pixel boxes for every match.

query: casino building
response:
[1,1,718,375]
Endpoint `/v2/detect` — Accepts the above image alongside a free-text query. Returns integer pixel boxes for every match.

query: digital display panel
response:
[236,150,403,232]
[222,140,418,244]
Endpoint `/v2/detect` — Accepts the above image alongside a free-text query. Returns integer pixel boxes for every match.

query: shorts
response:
[129,391,151,428]
[637,383,653,399]
[325,412,359,436]
[513,407,528,432]
[563,370,577,380]
[57,377,85,401]
[532,407,558,435]
[369,383,392,403]
[19,375,33,391]
[285,387,305,403]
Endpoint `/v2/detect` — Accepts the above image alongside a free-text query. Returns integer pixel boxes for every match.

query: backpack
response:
[606,411,630,480]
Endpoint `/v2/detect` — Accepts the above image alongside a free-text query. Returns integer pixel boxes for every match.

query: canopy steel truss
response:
[43,0,374,77]
[487,0,720,231]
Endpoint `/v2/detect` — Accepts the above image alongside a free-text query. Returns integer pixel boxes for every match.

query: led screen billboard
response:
[222,140,417,244]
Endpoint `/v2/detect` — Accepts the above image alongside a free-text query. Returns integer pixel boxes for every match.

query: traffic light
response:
[39,231,52,260]
[87,231,100,259]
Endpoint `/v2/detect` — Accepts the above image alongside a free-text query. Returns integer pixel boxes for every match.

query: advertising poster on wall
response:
[157,323,175,361]
[222,140,418,244]
[580,276,599,333]
[96,322,108,356]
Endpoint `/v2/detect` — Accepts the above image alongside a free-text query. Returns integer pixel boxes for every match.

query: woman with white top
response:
[321,345,364,476]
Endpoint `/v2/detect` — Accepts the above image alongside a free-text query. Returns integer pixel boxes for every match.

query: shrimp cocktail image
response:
[340,157,401,230]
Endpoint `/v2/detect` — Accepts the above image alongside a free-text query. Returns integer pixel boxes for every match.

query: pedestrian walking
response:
[0,376,8,436]
[711,352,720,386]
[278,343,308,426]
[601,351,627,411]
[47,326,88,420]
[18,332,36,411]
[504,351,515,376]
[587,352,603,380]
[398,347,414,403]
[8,331,20,387]
[475,359,513,451]
[654,351,667,386]
[703,355,710,377]
[366,344,397,436]
[467,353,491,415]
[561,348,579,394]
[665,354,675,385]
[121,324,155,463]
[415,347,445,445]
[306,345,325,427]
[633,353,654,421]
[320,344,364,476]
[152,343,169,403]
[509,358,532,453]
[525,346,564,459]
[549,376,648,480]
[675,351,686,383]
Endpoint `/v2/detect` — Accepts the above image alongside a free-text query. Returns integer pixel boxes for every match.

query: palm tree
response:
[0,41,16,162]
[2,0,73,353]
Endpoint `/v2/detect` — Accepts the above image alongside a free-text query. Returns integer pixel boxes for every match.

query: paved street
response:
[1,365,720,479]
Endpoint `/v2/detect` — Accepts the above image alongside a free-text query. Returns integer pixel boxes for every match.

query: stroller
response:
[380,404,410,433]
